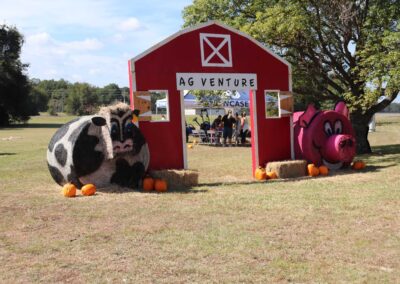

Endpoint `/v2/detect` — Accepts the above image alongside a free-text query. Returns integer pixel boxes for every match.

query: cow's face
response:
[110,109,145,156]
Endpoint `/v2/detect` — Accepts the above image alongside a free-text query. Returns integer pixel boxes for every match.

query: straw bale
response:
[149,169,199,189]
[265,160,307,178]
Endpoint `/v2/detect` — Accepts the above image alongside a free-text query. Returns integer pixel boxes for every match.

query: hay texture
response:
[265,160,307,179]
[149,169,199,189]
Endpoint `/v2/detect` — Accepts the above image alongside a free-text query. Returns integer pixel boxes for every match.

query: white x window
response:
[200,33,232,67]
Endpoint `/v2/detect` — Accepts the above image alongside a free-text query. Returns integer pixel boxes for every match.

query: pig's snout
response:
[323,135,356,163]
[339,137,354,148]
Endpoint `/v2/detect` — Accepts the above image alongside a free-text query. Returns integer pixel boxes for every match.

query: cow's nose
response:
[339,140,347,148]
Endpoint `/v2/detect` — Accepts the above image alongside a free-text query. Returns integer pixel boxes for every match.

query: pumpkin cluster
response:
[307,164,329,177]
[143,176,168,192]
[352,160,366,170]
[254,167,278,181]
[62,183,96,198]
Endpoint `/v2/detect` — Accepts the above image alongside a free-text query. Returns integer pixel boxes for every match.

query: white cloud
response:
[62,38,103,51]
[118,17,142,32]
[1,0,193,86]
[26,32,51,44]
[112,33,124,42]
[24,33,103,56]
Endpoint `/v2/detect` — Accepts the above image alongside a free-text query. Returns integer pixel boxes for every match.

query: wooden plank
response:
[279,91,293,116]
[132,91,152,121]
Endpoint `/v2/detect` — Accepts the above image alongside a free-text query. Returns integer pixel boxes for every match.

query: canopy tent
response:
[155,91,250,109]
[155,93,198,109]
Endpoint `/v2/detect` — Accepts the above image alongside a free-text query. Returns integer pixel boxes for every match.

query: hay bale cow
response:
[47,103,149,188]
[293,102,356,170]
[98,103,150,187]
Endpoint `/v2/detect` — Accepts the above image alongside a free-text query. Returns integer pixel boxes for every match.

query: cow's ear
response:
[334,101,349,119]
[92,116,107,126]
[299,104,318,128]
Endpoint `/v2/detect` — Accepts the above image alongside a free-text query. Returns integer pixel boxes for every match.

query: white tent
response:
[156,93,199,109]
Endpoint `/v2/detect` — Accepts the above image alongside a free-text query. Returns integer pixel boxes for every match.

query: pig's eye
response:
[334,120,343,134]
[324,121,333,136]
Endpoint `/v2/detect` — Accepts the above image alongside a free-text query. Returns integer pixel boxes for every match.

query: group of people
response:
[212,110,249,146]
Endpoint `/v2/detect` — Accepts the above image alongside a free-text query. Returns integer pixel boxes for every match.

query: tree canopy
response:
[0,25,33,125]
[182,0,400,153]
[30,79,129,116]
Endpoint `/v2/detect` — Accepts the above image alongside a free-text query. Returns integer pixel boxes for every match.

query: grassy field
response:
[0,113,399,283]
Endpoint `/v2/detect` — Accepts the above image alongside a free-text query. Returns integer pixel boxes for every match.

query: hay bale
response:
[265,160,307,179]
[149,169,199,189]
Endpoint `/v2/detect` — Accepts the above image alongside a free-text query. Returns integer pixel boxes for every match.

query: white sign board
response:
[176,73,257,90]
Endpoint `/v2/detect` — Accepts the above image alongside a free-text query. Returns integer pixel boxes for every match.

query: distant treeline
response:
[30,79,130,116]
[24,78,400,116]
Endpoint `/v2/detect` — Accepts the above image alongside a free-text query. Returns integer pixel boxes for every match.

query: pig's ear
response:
[299,104,318,128]
[334,101,349,119]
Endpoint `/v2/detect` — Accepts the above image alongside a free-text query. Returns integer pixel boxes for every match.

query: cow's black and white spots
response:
[47,103,150,189]
[47,115,113,188]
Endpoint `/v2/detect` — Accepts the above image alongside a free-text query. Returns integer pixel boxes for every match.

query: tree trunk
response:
[350,113,372,154]
[0,106,10,126]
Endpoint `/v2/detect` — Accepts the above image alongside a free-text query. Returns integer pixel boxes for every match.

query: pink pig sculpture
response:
[293,101,356,170]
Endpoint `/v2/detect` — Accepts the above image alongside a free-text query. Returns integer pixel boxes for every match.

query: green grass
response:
[0,113,399,283]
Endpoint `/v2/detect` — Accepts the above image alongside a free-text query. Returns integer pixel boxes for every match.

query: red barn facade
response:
[129,21,293,174]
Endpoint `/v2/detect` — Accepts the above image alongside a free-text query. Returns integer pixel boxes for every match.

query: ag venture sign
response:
[176,73,257,91]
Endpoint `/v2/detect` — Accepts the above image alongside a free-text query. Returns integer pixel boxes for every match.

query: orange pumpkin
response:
[143,177,155,191]
[255,167,267,180]
[352,160,366,170]
[266,171,278,179]
[154,179,168,192]
[81,184,96,196]
[307,164,320,177]
[62,183,76,197]
[318,165,329,176]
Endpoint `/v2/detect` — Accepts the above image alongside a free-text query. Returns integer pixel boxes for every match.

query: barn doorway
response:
[180,88,256,182]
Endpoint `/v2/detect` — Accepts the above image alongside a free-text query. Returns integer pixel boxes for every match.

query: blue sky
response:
[1,0,192,87]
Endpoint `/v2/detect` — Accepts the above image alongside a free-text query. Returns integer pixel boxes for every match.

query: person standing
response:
[240,112,249,144]
[211,115,222,130]
[234,112,241,145]
[221,110,236,146]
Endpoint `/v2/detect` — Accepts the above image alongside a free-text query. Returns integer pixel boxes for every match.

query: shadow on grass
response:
[354,144,400,168]
[197,180,261,188]
[0,153,16,156]
[198,177,321,188]
[0,123,65,129]
[371,144,400,155]
[97,186,208,194]
[376,120,400,126]
[198,162,399,188]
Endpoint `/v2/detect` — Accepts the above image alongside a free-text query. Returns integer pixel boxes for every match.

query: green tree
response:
[0,25,32,125]
[182,0,400,154]
[31,79,72,113]
[29,84,49,112]
[189,90,227,107]
[121,87,130,104]
[97,83,122,105]
[65,83,99,115]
